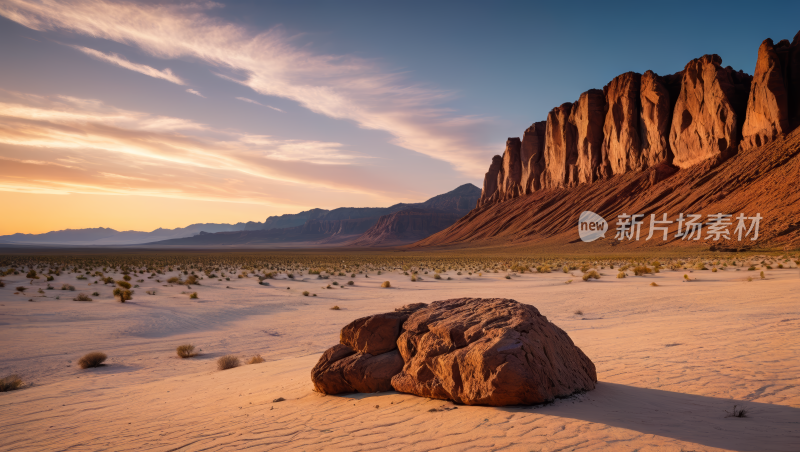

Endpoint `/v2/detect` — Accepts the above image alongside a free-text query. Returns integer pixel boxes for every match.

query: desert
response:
[1,252,798,451]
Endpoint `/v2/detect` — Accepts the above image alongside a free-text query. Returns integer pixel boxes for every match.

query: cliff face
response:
[478,31,800,209]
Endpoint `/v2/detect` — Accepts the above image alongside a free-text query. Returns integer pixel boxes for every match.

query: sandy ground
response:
[1,265,799,451]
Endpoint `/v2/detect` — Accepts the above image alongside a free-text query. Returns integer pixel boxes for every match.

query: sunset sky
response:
[1,0,798,235]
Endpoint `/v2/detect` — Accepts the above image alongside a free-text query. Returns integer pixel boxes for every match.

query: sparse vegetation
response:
[217,355,240,370]
[725,405,748,418]
[331,305,340,310]
[247,354,265,364]
[650,282,658,286]
[73,293,92,301]
[574,310,583,315]
[582,270,600,281]
[116,281,132,289]
[176,344,197,358]
[189,292,198,299]
[381,281,391,288]
[0,375,23,392]
[77,352,107,369]
[113,288,133,302]
[617,271,626,278]
[302,291,309,296]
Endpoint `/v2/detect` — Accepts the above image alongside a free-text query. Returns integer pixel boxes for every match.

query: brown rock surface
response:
[669,55,750,168]
[311,345,404,394]
[478,155,502,207]
[520,121,547,193]
[340,312,411,355]
[499,138,523,200]
[542,103,577,189]
[639,70,674,166]
[788,31,800,128]
[390,298,597,406]
[603,72,643,174]
[570,89,606,184]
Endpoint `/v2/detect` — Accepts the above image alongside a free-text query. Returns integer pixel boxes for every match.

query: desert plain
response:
[0,253,798,451]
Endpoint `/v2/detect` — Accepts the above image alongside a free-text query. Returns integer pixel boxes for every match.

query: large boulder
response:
[520,121,547,193]
[669,54,751,168]
[341,311,412,355]
[639,70,674,166]
[390,298,597,406]
[542,103,578,189]
[477,155,502,207]
[602,72,643,175]
[570,89,606,184]
[311,345,404,394]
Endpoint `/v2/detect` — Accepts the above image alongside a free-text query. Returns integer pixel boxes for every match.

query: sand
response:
[1,266,798,451]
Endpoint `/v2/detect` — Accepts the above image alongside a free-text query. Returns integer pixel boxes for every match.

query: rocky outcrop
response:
[603,72,643,174]
[478,155,503,207]
[639,70,675,166]
[741,35,800,150]
[670,55,752,168]
[499,138,523,200]
[347,208,462,247]
[390,298,597,406]
[520,121,547,193]
[542,103,577,189]
[312,304,427,395]
[570,90,606,184]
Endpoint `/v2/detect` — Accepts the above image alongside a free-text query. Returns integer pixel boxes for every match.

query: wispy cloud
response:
[0,90,406,205]
[70,44,186,85]
[0,0,494,176]
[185,88,205,98]
[236,97,284,112]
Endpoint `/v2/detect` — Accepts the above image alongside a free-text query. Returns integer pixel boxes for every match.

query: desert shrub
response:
[102,276,114,284]
[167,276,181,284]
[633,266,652,276]
[617,271,626,278]
[683,274,690,281]
[650,282,658,286]
[332,281,339,285]
[26,270,38,279]
[574,309,583,315]
[247,354,265,364]
[760,271,765,280]
[116,281,132,289]
[410,274,417,282]
[0,280,4,288]
[582,270,600,281]
[16,286,27,292]
[537,265,551,273]
[778,264,784,269]
[189,292,198,299]
[113,288,133,302]
[46,275,54,281]
[176,344,197,358]
[77,352,107,369]
[0,375,23,392]
[579,265,590,273]
[747,276,753,282]
[184,275,198,285]
[434,273,442,280]
[302,291,309,296]
[711,267,718,272]
[725,405,748,418]
[562,265,570,273]
[331,305,340,310]
[217,355,240,370]
[73,293,92,301]
[747,266,756,271]
[381,281,391,288]
[123,275,131,281]
[347,281,354,286]
[505,274,511,279]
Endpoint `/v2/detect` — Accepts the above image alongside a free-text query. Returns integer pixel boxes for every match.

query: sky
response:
[1,0,798,235]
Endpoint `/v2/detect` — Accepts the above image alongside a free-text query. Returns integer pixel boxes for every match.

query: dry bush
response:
[650,282,658,286]
[16,286,27,292]
[537,265,551,273]
[185,275,198,285]
[331,305,340,310]
[381,281,391,288]
[725,405,748,418]
[582,270,600,281]
[73,293,92,301]
[247,354,265,364]
[116,281,132,289]
[633,265,652,276]
[433,273,442,279]
[302,291,309,296]
[113,288,132,302]
[0,374,23,392]
[217,355,240,370]
[77,352,107,369]
[167,276,182,284]
[410,274,417,282]
[574,310,583,315]
[347,281,354,286]
[176,344,197,358]
[189,292,198,299]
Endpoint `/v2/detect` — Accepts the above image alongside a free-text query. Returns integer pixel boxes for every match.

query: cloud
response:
[236,97,284,112]
[70,45,186,85]
[185,88,205,98]
[0,0,494,176]
[0,90,414,207]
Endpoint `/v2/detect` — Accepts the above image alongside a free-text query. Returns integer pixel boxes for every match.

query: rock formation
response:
[741,34,800,150]
[603,72,643,174]
[312,304,426,395]
[542,103,577,189]
[520,121,547,193]
[670,55,751,168]
[570,89,606,184]
[390,298,597,406]
[499,138,523,200]
[347,208,462,247]
[311,299,596,407]
[639,70,675,167]
[478,155,502,207]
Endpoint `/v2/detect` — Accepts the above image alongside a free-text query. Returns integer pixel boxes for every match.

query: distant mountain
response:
[0,223,249,246]
[147,184,481,247]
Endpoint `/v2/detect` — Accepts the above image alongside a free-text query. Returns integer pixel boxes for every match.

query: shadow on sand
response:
[501,382,800,452]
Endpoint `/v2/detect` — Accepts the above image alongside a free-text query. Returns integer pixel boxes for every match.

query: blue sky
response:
[0,0,798,234]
